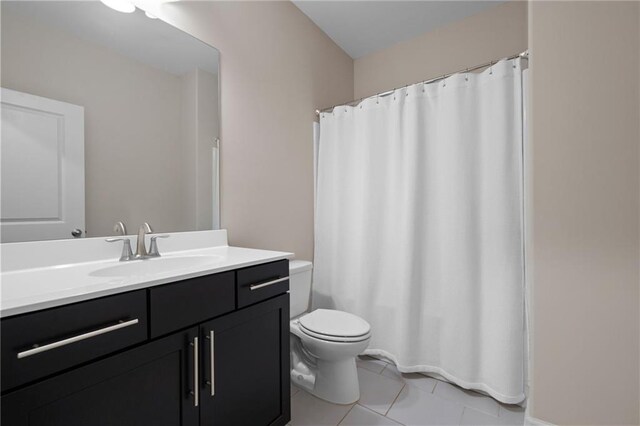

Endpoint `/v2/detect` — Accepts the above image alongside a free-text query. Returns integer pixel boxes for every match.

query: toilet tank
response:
[289,260,313,318]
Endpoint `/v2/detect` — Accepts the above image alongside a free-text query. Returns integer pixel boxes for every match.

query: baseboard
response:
[525,415,556,426]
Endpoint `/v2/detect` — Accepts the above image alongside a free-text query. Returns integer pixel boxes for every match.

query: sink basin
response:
[90,255,222,278]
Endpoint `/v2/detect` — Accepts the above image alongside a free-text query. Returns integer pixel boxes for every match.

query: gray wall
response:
[529,1,640,424]
[155,1,354,261]
[353,2,527,99]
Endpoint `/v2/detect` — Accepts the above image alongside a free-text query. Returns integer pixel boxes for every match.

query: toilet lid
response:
[299,309,370,338]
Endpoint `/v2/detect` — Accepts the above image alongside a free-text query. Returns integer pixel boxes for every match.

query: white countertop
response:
[0,230,293,318]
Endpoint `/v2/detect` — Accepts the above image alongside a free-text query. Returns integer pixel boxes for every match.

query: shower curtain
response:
[313,59,525,404]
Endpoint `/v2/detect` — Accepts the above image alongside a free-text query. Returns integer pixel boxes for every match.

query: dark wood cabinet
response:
[236,259,289,308]
[1,290,148,392]
[149,271,235,338]
[2,327,199,426]
[200,294,290,426]
[1,260,291,426]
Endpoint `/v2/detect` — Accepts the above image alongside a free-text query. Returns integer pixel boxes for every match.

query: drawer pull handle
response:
[249,276,289,291]
[17,318,139,359]
[191,336,199,407]
[206,330,215,396]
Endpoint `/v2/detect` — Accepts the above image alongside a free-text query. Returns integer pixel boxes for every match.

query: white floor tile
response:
[386,385,464,426]
[433,381,500,417]
[380,365,438,394]
[357,367,405,415]
[290,389,354,426]
[339,405,403,426]
[357,356,388,374]
[498,404,525,425]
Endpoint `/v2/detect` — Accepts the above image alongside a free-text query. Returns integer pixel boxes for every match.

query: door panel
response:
[1,327,199,426]
[200,294,290,426]
[0,88,84,242]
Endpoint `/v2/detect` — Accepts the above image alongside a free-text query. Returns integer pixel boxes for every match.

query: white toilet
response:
[289,260,371,405]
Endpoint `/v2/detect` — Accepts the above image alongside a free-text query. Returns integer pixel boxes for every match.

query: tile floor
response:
[289,356,525,426]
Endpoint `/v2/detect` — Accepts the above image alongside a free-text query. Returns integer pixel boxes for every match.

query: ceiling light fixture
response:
[145,11,158,19]
[100,0,136,14]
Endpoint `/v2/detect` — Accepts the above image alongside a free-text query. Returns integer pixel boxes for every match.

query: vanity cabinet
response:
[1,259,290,426]
[200,295,289,426]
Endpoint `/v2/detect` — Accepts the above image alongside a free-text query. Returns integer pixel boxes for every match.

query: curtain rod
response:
[315,50,529,116]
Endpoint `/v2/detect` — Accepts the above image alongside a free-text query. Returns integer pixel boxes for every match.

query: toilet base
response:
[289,315,370,405]
[310,357,360,405]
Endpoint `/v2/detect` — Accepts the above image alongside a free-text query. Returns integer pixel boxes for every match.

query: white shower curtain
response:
[313,59,525,404]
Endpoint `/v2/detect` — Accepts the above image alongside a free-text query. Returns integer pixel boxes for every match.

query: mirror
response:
[1,1,220,242]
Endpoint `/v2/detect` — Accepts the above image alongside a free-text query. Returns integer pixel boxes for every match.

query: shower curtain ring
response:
[465,68,469,82]
[489,61,494,75]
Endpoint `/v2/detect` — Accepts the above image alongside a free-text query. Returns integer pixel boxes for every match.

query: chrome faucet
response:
[134,223,153,259]
[106,222,169,261]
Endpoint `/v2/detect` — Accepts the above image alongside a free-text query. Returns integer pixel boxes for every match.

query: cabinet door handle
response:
[17,318,139,359]
[191,336,199,407]
[207,330,215,396]
[249,276,289,291]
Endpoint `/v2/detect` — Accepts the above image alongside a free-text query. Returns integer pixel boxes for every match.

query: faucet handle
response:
[106,237,134,261]
[148,235,170,257]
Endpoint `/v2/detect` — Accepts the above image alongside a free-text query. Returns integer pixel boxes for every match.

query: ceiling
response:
[292,1,505,59]
[3,1,218,76]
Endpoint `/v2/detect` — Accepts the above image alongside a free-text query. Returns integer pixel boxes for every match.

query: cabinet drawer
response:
[236,260,289,308]
[1,290,147,392]
[149,271,235,338]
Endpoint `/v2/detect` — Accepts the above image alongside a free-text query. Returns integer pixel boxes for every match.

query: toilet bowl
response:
[289,261,371,404]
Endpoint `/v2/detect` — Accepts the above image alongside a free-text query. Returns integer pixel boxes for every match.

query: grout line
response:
[335,403,356,426]
[357,404,406,426]
[498,405,506,417]
[458,407,467,425]
[380,364,390,376]
[384,383,406,417]
[291,384,301,398]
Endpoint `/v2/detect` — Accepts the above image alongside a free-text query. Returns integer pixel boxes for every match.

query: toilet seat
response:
[299,327,371,343]
[298,309,371,343]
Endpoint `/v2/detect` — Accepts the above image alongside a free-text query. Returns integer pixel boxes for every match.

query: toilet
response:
[289,260,371,405]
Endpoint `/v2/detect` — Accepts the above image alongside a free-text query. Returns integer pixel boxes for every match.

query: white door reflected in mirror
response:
[0,88,85,243]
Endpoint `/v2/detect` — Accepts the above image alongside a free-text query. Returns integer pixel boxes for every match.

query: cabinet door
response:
[200,294,290,426]
[2,327,200,426]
